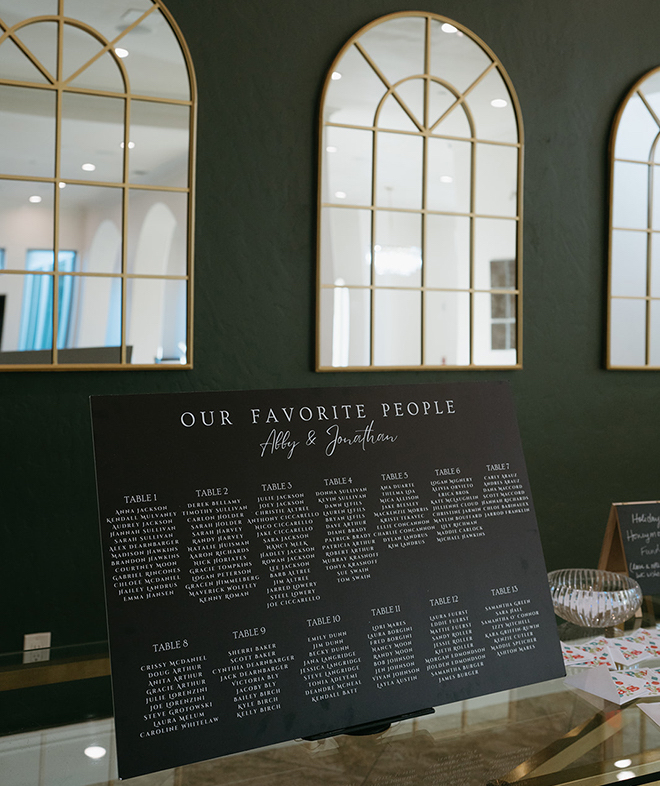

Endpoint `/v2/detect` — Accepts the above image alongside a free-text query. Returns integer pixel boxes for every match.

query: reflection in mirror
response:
[375,132,423,209]
[608,66,660,368]
[320,207,371,287]
[610,298,646,366]
[424,290,470,365]
[429,19,491,94]
[373,289,421,366]
[318,12,522,369]
[323,126,372,206]
[129,101,189,187]
[475,143,518,217]
[473,218,517,291]
[425,215,470,290]
[126,277,186,364]
[0,181,54,269]
[359,16,425,86]
[473,291,517,366]
[0,0,57,27]
[374,211,421,288]
[0,86,56,177]
[61,93,125,183]
[319,287,370,368]
[426,138,471,213]
[0,0,194,369]
[611,230,647,298]
[127,191,187,277]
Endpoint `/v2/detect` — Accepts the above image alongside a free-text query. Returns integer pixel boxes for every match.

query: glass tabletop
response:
[4,624,660,785]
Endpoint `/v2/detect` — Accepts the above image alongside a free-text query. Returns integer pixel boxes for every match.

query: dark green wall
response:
[2,0,659,656]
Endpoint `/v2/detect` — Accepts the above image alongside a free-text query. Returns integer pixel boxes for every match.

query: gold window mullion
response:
[52,9,63,364]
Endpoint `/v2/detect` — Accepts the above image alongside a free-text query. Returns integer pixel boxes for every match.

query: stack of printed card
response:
[562,629,660,705]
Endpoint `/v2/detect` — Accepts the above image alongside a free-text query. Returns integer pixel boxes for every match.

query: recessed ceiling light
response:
[326,145,337,153]
[441,23,457,33]
[331,71,342,80]
[84,746,107,760]
[615,760,633,769]
[114,47,129,58]
[440,175,453,183]
[334,191,346,199]
[119,141,135,149]
[81,163,96,171]
[491,98,508,108]
[28,195,42,203]
[58,182,66,189]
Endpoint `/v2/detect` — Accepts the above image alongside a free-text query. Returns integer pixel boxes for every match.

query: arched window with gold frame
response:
[608,67,660,369]
[317,12,523,370]
[0,0,195,369]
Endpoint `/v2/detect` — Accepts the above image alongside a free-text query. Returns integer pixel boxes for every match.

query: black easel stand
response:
[302,707,435,740]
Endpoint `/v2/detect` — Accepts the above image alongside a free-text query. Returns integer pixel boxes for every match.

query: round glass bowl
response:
[548,569,642,627]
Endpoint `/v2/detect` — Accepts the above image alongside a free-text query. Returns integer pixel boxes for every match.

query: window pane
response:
[394,79,425,129]
[19,272,53,351]
[0,273,53,361]
[376,132,423,209]
[466,68,518,143]
[475,143,518,217]
[473,218,517,291]
[611,229,647,297]
[59,185,123,275]
[63,0,153,42]
[319,286,370,367]
[129,101,189,188]
[651,234,660,298]
[61,93,125,183]
[0,85,55,178]
[323,44,386,126]
[427,138,471,213]
[650,300,660,366]
[323,126,372,206]
[428,84,471,137]
[0,0,57,27]
[0,180,54,270]
[374,211,421,288]
[320,207,371,287]
[115,9,190,100]
[14,21,58,79]
[377,93,419,132]
[127,190,187,277]
[473,291,517,365]
[61,275,122,361]
[615,93,659,162]
[373,289,421,365]
[424,290,469,366]
[430,20,492,94]
[612,161,649,229]
[0,36,49,83]
[68,50,126,93]
[126,278,187,364]
[610,298,647,366]
[425,215,470,290]
[640,73,660,126]
[63,25,125,93]
[359,17,425,86]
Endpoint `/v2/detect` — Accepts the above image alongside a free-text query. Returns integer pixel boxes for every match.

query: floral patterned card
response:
[608,636,650,665]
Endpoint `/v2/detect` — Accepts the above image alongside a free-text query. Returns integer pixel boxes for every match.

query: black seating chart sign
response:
[90,381,564,779]
[599,501,660,594]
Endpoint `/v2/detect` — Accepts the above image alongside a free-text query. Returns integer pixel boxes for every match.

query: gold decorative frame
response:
[316,11,524,371]
[0,0,196,371]
[607,66,660,370]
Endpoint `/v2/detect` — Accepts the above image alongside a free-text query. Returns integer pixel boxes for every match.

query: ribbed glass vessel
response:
[548,569,642,627]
